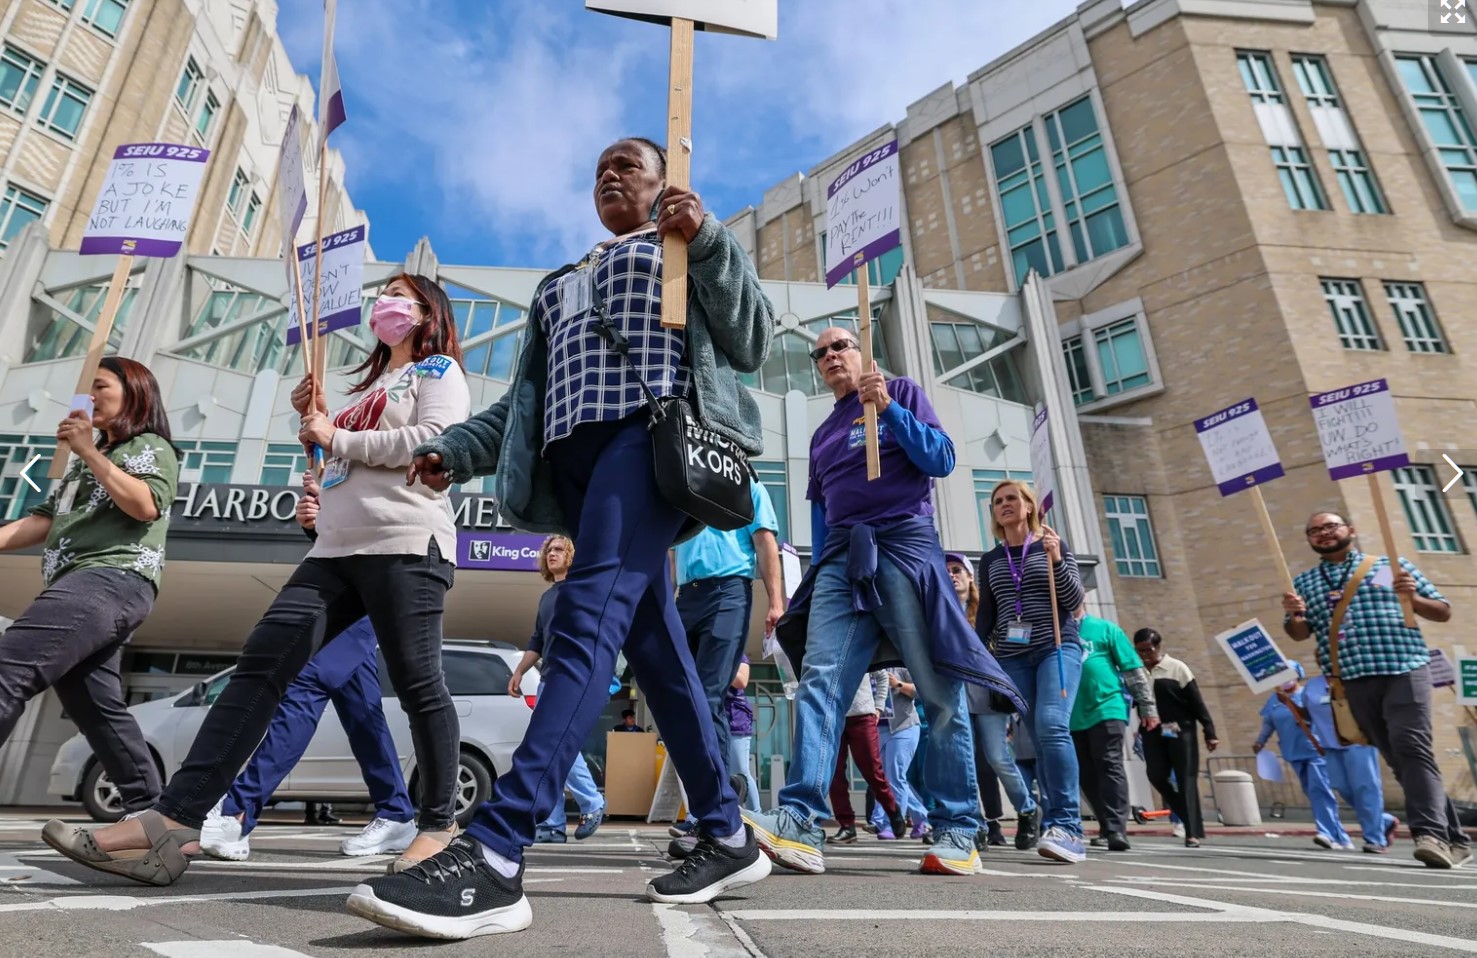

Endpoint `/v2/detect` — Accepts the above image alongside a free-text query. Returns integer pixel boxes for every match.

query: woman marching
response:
[0,358,179,816]
[976,480,1086,864]
[41,273,471,882]
[353,136,775,940]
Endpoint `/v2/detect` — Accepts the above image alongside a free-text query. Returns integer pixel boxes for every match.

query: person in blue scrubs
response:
[1253,661,1352,850]
[1304,673,1399,853]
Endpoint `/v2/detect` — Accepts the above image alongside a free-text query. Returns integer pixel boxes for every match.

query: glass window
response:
[1236,51,1284,104]
[1320,278,1383,351]
[1093,319,1151,395]
[0,184,48,250]
[36,73,90,140]
[743,309,890,398]
[1383,282,1447,354]
[195,90,219,139]
[0,434,57,520]
[1463,465,1477,526]
[1063,335,1094,406]
[442,650,512,696]
[1291,54,1338,108]
[1392,466,1462,554]
[80,0,128,36]
[242,192,260,234]
[227,168,248,213]
[260,442,308,487]
[1328,149,1387,214]
[1270,145,1328,210]
[1103,495,1162,577]
[991,127,1063,285]
[27,280,137,361]
[1395,55,1477,211]
[1045,96,1129,265]
[175,57,202,111]
[0,46,45,116]
[928,318,1027,403]
[753,462,789,545]
[828,241,905,288]
[176,440,236,484]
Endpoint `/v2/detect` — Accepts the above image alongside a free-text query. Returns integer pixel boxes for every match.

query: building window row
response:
[175,56,220,143]
[0,182,50,251]
[0,44,94,142]
[46,0,130,39]
[1061,313,1157,410]
[1395,54,1477,213]
[1319,278,1449,354]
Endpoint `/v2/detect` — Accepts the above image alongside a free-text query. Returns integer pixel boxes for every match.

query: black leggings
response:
[154,543,457,829]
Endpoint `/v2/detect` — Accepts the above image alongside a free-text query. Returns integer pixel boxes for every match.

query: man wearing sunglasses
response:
[744,326,1022,879]
[1282,511,1467,869]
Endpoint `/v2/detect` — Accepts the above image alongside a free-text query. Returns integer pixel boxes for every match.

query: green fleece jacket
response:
[412,214,774,536]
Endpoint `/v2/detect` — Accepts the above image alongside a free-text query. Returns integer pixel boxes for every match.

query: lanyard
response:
[1319,555,1357,608]
[583,223,658,268]
[1003,532,1034,620]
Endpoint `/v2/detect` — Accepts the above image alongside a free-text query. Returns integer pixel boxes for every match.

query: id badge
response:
[1006,620,1033,645]
[55,480,78,515]
[559,269,591,318]
[321,456,351,490]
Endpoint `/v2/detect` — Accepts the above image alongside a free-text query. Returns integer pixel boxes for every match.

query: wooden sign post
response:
[1193,398,1293,593]
[52,142,211,478]
[586,1,778,330]
[307,0,348,474]
[1029,406,1066,696]
[1310,379,1416,627]
[824,139,903,481]
[276,105,315,409]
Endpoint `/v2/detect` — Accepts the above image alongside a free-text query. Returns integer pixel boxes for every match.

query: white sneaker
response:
[341,817,419,856]
[200,807,250,861]
[1172,823,1186,839]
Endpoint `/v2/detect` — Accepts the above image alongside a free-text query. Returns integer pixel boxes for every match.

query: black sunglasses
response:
[809,340,858,362]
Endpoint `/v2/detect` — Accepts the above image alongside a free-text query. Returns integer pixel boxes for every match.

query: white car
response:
[50,642,541,826]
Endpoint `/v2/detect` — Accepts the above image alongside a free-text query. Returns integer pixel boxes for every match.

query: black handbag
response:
[586,270,755,532]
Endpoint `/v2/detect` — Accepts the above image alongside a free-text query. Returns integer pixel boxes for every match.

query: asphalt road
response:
[0,813,1473,956]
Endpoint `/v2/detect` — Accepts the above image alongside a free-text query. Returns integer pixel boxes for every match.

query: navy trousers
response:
[464,416,741,860]
[222,618,413,834]
[677,574,752,774]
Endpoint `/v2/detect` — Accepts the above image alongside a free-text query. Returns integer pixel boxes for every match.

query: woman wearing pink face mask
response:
[43,274,472,886]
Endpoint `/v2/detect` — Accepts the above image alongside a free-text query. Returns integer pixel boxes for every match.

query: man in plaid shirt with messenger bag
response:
[1281,510,1470,869]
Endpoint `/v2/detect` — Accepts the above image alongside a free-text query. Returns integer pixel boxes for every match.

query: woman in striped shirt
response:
[975,480,1085,863]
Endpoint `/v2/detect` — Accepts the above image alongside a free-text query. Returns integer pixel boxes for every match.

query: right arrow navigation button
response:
[1441,454,1466,493]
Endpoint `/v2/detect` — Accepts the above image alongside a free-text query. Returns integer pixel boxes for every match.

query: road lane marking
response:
[1108,883,1477,910]
[720,909,1265,922]
[0,886,356,913]
[652,902,752,957]
[144,942,316,958]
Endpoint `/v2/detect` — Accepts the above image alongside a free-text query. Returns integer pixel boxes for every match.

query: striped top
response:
[976,537,1084,657]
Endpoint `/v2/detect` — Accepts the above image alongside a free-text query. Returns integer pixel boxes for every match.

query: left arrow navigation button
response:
[19,455,41,493]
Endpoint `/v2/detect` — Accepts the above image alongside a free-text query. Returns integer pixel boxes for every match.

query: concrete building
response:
[730,0,1477,798]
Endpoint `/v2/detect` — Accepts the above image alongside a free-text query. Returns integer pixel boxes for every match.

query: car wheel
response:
[80,763,125,823]
[411,750,494,828]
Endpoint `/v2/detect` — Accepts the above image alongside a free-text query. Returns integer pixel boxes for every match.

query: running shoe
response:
[742,808,826,875]
[1037,826,1086,864]
[922,829,982,876]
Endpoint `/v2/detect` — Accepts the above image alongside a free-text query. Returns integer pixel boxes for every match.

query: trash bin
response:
[1214,769,1262,826]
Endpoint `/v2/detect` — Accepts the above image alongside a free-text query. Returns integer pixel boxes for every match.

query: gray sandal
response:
[42,810,199,886]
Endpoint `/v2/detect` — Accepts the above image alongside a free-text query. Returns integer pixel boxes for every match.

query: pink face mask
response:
[370,296,423,346]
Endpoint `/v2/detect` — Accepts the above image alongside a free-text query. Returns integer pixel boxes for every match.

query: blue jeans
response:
[677,575,753,776]
[1291,757,1351,845]
[464,417,739,861]
[223,620,413,835]
[1018,759,1038,800]
[878,723,927,824]
[972,711,1037,816]
[999,646,1084,835]
[778,553,978,835]
[540,752,605,829]
[1323,746,1392,846]
[728,734,762,812]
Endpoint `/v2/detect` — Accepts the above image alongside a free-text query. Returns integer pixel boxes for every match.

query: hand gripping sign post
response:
[1193,398,1293,592]
[1028,405,1066,697]
[1309,378,1416,627]
[824,140,903,481]
[586,0,777,331]
[53,143,211,479]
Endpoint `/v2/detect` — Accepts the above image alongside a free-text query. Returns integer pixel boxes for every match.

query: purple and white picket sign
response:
[286,225,366,345]
[1194,398,1285,496]
[1028,405,1055,518]
[79,143,210,257]
[1309,378,1410,481]
[824,140,902,289]
[276,106,308,246]
[457,531,547,572]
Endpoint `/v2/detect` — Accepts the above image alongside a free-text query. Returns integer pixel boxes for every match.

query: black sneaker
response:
[346,836,532,940]
[829,826,858,845]
[647,824,772,905]
[1015,810,1039,851]
[1107,832,1131,852]
[730,773,749,808]
[668,835,699,860]
[987,821,1008,847]
[973,827,989,853]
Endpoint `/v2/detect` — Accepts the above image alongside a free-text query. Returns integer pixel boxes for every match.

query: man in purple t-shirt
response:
[744,326,998,879]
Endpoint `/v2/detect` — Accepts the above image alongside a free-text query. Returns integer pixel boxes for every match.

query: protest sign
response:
[1429,648,1456,689]
[1195,397,1292,590]
[586,0,777,329]
[1215,619,1298,694]
[1029,406,1055,519]
[80,143,210,258]
[1309,378,1414,625]
[286,226,365,345]
[825,140,902,289]
[1458,653,1477,707]
[277,107,308,248]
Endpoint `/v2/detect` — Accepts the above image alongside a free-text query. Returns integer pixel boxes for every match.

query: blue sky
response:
[276,0,1088,269]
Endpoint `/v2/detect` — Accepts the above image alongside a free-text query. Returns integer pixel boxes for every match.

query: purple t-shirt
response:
[807,377,938,529]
